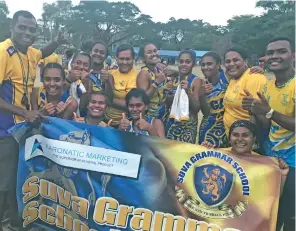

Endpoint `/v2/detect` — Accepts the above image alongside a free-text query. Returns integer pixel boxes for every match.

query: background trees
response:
[0,0,294,57]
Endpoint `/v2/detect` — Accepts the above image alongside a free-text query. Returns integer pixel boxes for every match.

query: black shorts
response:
[0,136,19,191]
[277,167,295,231]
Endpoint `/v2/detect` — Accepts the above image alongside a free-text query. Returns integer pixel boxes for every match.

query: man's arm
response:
[40,32,68,59]
[40,41,59,59]
[0,96,26,117]
[271,111,295,132]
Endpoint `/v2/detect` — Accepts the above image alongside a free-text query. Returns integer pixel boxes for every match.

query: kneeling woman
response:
[73,91,112,127]
[31,63,78,119]
[202,120,289,195]
[118,88,165,138]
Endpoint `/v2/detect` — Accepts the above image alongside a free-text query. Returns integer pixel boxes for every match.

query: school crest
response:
[194,164,234,207]
[175,151,249,220]
[6,46,16,56]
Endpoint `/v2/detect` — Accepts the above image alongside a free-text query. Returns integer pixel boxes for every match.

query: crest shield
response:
[194,164,234,207]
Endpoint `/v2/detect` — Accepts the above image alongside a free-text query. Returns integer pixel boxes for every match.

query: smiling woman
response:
[137,43,168,121]
[105,44,138,126]
[31,63,78,120]
[223,46,267,138]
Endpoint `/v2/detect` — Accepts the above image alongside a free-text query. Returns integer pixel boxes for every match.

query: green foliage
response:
[0,0,294,57]
[0,1,10,41]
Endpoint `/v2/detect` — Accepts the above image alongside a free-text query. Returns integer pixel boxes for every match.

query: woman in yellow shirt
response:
[105,44,138,126]
[223,46,267,137]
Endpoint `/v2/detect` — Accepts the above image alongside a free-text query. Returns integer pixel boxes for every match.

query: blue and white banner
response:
[10,117,281,231]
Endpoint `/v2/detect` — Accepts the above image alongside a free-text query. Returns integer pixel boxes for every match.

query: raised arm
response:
[251,92,294,132]
[40,32,68,59]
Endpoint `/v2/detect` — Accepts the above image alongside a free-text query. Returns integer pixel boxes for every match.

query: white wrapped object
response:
[169,85,189,122]
[69,80,86,117]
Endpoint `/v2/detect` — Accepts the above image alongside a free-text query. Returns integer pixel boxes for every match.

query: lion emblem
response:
[201,167,226,202]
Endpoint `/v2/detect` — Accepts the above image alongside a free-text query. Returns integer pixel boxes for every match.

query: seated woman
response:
[202,120,289,195]
[31,63,78,120]
[73,91,112,127]
[118,88,165,138]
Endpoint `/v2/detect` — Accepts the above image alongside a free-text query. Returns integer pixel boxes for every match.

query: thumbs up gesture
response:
[250,92,271,115]
[40,99,56,116]
[154,68,165,85]
[242,88,255,111]
[99,119,113,127]
[135,113,152,131]
[119,113,130,131]
[56,99,72,115]
[101,67,111,83]
[73,112,84,123]
[203,80,213,95]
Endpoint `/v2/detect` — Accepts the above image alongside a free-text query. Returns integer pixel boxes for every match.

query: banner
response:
[11,117,281,231]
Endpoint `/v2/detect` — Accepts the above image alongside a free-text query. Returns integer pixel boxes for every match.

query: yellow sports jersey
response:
[0,39,42,136]
[39,53,60,66]
[223,69,267,136]
[105,69,137,123]
[263,77,295,167]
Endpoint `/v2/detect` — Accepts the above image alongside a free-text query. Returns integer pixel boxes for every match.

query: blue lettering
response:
[221,154,228,162]
[190,156,197,164]
[214,152,221,158]
[195,153,202,161]
[201,152,207,159]
[207,151,215,158]
[232,162,239,169]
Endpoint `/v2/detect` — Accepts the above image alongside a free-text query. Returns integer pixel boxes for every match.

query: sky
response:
[5,0,264,26]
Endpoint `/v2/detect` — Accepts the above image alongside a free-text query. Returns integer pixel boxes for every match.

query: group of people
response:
[0,10,294,231]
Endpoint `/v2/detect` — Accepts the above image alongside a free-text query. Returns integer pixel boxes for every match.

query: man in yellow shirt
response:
[0,10,67,230]
[246,37,295,231]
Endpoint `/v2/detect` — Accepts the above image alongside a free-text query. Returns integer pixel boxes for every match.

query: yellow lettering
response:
[93,197,118,225]
[39,205,56,225]
[187,219,198,231]
[130,208,153,231]
[72,196,89,219]
[56,205,73,231]
[40,180,57,202]
[162,214,174,231]
[73,219,89,231]
[116,205,133,228]
[57,186,72,209]
[151,212,164,231]
[199,221,221,231]
[163,214,185,231]
[22,201,39,227]
[22,176,39,203]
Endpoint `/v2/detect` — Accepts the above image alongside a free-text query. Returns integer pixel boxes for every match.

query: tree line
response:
[0,0,294,58]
